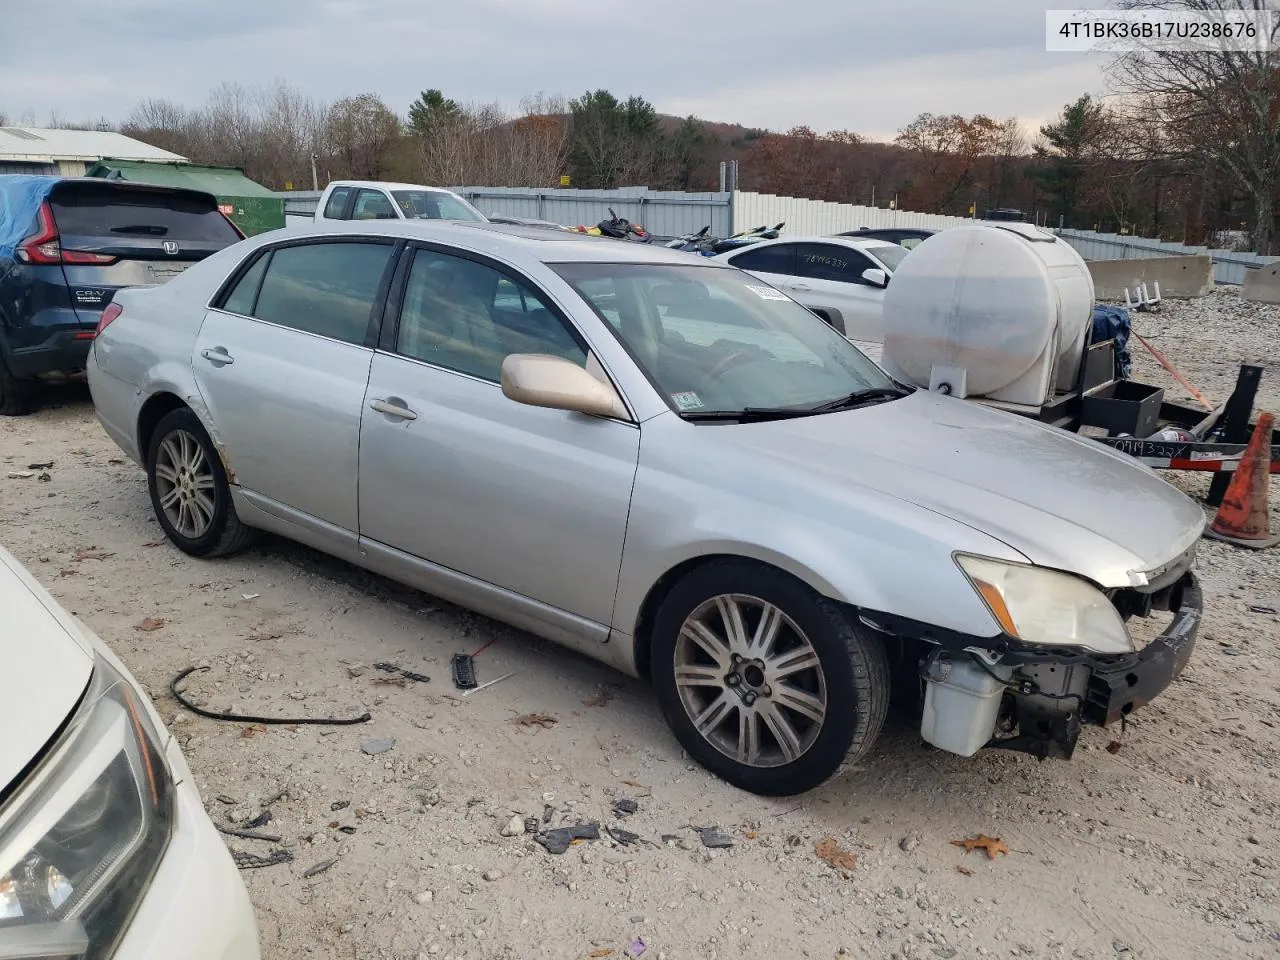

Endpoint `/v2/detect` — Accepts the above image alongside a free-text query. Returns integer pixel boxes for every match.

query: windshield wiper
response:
[807,386,910,413]
[679,406,824,423]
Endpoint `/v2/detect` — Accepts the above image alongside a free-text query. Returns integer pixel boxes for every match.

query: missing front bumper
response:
[987,572,1203,759]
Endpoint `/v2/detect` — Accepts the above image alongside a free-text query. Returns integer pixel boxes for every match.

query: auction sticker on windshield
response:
[671,391,705,411]
[745,284,790,301]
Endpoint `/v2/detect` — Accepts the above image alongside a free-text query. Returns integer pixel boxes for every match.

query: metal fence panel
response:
[274,186,731,240]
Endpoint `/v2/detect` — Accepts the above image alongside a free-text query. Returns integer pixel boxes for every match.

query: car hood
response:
[0,546,94,797]
[710,390,1206,588]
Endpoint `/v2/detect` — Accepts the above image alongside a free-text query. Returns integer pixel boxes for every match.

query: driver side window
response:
[395,249,587,383]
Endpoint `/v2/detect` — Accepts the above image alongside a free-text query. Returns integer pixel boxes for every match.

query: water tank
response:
[880,223,1095,406]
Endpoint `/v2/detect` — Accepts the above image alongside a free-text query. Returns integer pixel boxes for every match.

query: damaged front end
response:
[864,555,1203,761]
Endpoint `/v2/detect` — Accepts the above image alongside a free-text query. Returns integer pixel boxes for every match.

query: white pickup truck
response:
[313,180,488,224]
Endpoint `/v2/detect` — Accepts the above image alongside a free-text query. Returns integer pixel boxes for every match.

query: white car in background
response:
[314,180,488,224]
[0,544,260,959]
[714,235,911,341]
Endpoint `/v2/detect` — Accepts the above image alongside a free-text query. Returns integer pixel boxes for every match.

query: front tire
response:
[146,408,256,557]
[652,559,889,796]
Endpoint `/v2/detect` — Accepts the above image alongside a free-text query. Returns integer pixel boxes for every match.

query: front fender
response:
[612,462,1022,649]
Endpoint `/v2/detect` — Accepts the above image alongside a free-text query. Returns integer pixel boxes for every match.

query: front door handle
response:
[371,398,418,421]
[200,347,234,366]
[787,281,811,292]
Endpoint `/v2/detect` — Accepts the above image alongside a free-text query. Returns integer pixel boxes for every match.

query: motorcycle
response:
[665,222,785,257]
[572,207,652,243]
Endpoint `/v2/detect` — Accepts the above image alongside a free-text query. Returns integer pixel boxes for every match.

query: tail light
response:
[17,203,118,266]
[95,302,123,337]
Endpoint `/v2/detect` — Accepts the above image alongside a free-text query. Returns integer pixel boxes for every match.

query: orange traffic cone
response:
[1205,411,1277,549]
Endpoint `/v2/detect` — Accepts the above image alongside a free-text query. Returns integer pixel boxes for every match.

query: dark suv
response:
[0,176,243,414]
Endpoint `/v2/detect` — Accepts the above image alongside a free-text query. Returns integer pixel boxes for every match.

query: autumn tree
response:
[324,94,400,181]
[1109,0,1280,252]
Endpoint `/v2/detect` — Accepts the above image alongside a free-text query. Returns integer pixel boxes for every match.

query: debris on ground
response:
[626,936,649,958]
[231,849,294,870]
[1106,740,1124,754]
[331,800,350,811]
[450,652,477,689]
[7,471,34,480]
[170,666,372,726]
[583,692,614,707]
[512,712,557,728]
[535,822,601,854]
[482,869,503,881]
[607,826,643,847]
[240,724,267,739]
[951,835,1011,859]
[1248,604,1277,614]
[589,950,614,959]
[244,810,273,829]
[956,865,974,876]
[72,546,114,561]
[373,661,430,683]
[612,797,638,817]
[26,461,53,470]
[694,826,735,849]
[135,616,166,632]
[501,815,526,837]
[360,737,396,756]
[301,858,337,878]
[814,837,857,877]
[899,833,921,853]
[217,823,282,843]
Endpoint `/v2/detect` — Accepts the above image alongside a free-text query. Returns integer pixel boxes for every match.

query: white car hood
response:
[0,547,94,797]
[713,390,1206,588]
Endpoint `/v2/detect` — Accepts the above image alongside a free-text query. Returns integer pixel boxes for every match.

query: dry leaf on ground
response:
[513,713,558,729]
[956,865,974,876]
[136,617,166,632]
[143,540,166,548]
[73,547,115,562]
[814,836,857,876]
[589,950,614,958]
[1106,741,1123,754]
[950,834,1010,859]
[241,724,267,739]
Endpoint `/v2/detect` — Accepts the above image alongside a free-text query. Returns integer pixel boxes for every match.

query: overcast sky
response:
[0,0,1111,141]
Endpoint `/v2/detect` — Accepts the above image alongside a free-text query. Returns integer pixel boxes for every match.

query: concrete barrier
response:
[1086,255,1215,299]
[1243,262,1280,303]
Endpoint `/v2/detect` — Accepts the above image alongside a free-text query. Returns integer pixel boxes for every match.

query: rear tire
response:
[0,353,38,416]
[146,408,256,557]
[651,559,889,796]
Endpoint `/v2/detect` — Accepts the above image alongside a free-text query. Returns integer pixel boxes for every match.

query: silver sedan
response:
[86,220,1206,795]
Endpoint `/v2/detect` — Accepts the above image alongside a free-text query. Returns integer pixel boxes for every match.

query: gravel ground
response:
[0,288,1277,960]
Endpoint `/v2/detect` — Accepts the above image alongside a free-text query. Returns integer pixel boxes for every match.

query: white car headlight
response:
[0,655,175,959]
[955,555,1134,655]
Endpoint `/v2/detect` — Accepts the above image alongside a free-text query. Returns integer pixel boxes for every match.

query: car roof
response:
[326,180,462,194]
[258,218,732,267]
[718,235,902,256]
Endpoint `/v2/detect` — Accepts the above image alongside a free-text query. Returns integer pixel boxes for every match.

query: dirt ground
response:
[1,289,1277,960]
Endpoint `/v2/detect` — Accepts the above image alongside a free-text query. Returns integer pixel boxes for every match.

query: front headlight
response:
[0,655,175,959]
[955,555,1134,655]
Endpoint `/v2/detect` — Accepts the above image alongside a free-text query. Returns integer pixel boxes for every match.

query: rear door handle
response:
[200,347,234,366]
[371,398,418,421]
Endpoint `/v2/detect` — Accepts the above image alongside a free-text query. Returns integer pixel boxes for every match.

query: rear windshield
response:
[50,184,241,243]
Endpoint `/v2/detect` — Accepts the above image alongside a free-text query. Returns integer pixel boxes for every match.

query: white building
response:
[0,127,186,176]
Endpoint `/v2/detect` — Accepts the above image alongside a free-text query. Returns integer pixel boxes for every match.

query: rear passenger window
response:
[353,190,398,220]
[220,253,269,316]
[323,187,352,219]
[251,242,393,345]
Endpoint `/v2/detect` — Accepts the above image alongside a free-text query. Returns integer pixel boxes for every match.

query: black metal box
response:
[1081,380,1165,437]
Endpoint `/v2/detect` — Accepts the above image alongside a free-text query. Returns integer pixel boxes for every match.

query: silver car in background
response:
[86,220,1205,796]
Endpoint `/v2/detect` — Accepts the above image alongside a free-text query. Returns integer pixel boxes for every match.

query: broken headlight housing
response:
[955,555,1134,656]
[0,655,175,959]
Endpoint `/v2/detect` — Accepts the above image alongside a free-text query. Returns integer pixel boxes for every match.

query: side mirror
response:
[500,354,629,420]
[861,268,888,288]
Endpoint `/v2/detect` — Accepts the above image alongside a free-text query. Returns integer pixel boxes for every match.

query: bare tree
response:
[1109,0,1280,252]
[323,94,401,181]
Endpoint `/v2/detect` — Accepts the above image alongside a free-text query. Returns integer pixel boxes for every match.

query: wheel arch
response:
[629,552,854,682]
[136,386,237,484]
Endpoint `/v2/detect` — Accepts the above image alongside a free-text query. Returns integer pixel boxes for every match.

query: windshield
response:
[864,243,909,272]
[551,262,895,416]
[390,190,486,222]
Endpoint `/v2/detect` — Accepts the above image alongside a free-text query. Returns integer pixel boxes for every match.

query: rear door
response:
[193,238,398,541]
[49,181,242,324]
[725,243,799,292]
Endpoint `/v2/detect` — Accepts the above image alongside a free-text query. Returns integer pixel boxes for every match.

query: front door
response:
[192,238,397,534]
[792,242,885,340]
[357,245,639,626]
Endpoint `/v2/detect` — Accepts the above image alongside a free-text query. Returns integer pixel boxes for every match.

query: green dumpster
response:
[83,159,285,236]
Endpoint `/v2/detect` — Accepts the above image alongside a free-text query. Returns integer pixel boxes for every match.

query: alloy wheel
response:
[673,593,828,769]
[153,429,217,540]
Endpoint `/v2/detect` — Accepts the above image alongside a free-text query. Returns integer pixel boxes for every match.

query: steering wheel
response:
[707,348,759,380]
